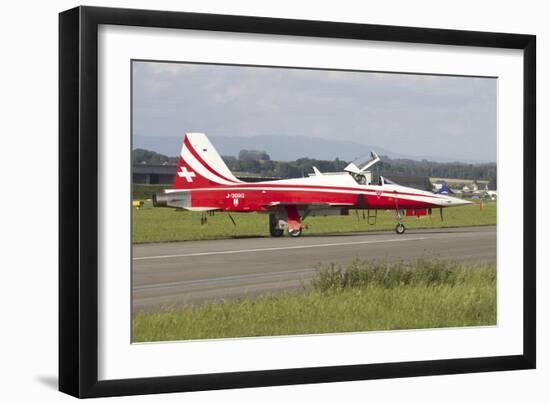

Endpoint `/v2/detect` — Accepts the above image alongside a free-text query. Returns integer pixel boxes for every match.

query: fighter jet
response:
[153,133,471,237]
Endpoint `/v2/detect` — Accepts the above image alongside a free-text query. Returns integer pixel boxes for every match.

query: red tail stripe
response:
[184,136,238,184]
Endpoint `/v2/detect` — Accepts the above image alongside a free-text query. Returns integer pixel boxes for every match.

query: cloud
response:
[132,61,497,161]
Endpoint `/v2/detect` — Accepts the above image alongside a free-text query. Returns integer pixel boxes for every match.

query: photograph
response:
[130,60,498,343]
[54,3,538,399]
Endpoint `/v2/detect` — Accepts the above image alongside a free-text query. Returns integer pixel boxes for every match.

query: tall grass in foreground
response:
[132,259,496,342]
[312,258,493,291]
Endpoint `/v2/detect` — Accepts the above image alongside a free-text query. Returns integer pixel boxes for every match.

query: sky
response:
[132,61,497,162]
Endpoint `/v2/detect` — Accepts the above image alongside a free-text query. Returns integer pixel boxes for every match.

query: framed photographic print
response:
[59,6,536,398]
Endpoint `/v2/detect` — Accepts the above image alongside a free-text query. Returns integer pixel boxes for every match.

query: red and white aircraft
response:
[153,133,471,237]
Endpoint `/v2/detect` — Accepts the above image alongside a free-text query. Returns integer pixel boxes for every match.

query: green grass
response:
[132,198,496,243]
[132,259,496,342]
[133,184,170,200]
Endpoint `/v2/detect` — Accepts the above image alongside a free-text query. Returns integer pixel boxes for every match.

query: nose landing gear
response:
[395,209,406,234]
[395,223,406,234]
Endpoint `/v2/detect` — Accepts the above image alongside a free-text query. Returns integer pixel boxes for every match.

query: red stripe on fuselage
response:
[188,188,438,212]
[175,181,440,201]
[184,137,239,184]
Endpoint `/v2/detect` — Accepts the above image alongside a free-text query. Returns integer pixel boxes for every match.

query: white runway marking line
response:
[133,236,428,261]
[133,267,319,292]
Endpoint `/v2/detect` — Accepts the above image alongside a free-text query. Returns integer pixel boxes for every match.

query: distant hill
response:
[133,134,493,164]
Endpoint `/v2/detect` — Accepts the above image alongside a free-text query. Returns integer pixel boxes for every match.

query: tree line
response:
[133,148,178,165]
[133,148,497,185]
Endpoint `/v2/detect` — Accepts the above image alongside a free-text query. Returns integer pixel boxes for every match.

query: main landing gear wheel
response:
[289,229,303,237]
[395,223,406,234]
[270,228,284,237]
[269,213,284,237]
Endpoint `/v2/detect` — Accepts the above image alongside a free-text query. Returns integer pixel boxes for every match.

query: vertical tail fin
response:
[173,133,242,189]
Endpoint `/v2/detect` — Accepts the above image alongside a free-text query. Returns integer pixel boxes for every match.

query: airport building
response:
[133,164,177,185]
[133,164,282,184]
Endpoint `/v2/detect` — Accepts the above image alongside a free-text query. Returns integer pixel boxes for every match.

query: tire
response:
[270,228,284,237]
[269,214,284,237]
[289,229,302,237]
[395,223,406,234]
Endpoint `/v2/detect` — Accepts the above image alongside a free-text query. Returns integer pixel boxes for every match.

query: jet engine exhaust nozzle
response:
[152,191,192,209]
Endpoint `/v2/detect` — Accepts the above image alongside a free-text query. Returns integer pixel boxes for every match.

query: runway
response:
[132,226,496,312]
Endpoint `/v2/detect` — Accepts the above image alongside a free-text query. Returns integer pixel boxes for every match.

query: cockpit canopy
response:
[381,176,397,185]
[350,173,399,186]
[344,151,380,175]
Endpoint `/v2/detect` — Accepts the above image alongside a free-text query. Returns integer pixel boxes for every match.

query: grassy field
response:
[132,259,496,342]
[133,184,170,200]
[132,194,496,243]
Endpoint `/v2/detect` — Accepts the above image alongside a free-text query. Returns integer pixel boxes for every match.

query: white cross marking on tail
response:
[177,166,196,182]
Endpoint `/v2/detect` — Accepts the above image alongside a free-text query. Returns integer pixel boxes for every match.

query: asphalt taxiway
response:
[132,226,496,312]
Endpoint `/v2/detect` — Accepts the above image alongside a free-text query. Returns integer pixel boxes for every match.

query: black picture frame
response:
[59,6,536,398]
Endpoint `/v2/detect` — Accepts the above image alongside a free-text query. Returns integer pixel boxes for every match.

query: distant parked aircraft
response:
[153,133,471,236]
[435,183,454,195]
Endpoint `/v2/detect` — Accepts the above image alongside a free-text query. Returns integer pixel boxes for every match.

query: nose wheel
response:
[395,223,406,234]
[395,208,405,234]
